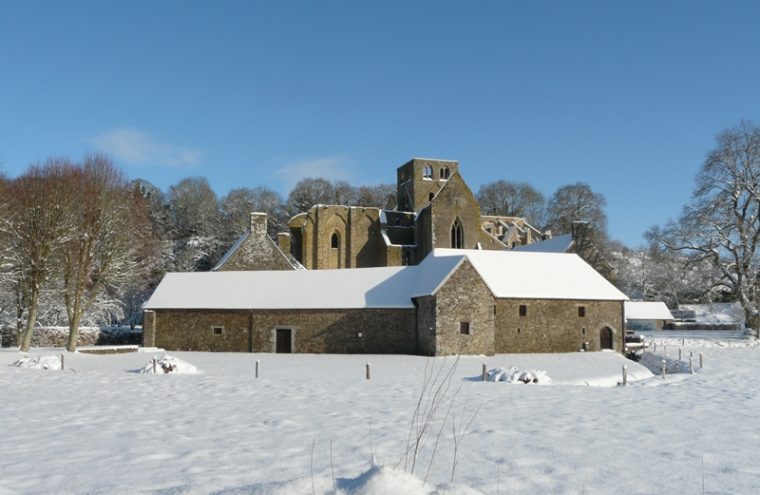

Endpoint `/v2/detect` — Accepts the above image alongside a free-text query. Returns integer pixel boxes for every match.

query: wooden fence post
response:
[152,356,157,374]
[255,360,260,379]
[482,363,487,381]
[700,352,704,369]
[622,365,627,386]
[678,348,682,361]
[60,354,64,371]
[366,363,371,380]
[689,355,694,374]
[662,359,666,379]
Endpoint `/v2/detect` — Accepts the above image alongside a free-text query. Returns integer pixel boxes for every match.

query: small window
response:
[517,328,521,335]
[582,327,586,335]
[519,305,527,317]
[578,306,586,317]
[211,326,224,335]
[423,165,433,179]
[493,305,496,316]
[429,192,435,201]
[459,321,470,335]
[331,233,339,249]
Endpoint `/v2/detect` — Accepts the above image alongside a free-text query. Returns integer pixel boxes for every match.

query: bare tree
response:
[0,160,77,351]
[476,180,546,226]
[546,182,608,239]
[287,178,335,214]
[60,155,152,351]
[332,180,357,206]
[355,183,396,209]
[221,186,286,238]
[168,177,220,238]
[647,121,760,332]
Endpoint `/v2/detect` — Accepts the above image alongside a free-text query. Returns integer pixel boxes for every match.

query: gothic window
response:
[331,232,339,249]
[423,165,433,179]
[451,218,464,249]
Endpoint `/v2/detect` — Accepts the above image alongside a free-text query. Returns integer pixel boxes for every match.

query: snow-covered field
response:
[1,341,759,494]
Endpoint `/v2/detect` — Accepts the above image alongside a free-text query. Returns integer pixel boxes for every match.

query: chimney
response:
[250,212,268,238]
[277,232,291,255]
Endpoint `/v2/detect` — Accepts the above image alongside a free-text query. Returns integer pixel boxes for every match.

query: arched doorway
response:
[600,327,613,350]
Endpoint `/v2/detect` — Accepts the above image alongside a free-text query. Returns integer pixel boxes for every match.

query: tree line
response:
[4,121,757,349]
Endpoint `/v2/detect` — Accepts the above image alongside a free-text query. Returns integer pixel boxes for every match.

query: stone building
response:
[286,158,548,270]
[144,249,628,355]
[213,212,301,271]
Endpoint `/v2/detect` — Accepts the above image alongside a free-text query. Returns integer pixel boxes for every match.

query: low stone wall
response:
[0,326,142,348]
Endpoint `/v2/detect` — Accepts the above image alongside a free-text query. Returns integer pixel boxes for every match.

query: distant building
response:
[143,249,628,355]
[624,301,674,331]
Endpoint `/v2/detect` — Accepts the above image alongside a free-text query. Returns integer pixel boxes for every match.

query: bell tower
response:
[396,158,459,212]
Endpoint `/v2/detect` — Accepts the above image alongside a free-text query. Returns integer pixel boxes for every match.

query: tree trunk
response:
[65,299,83,352]
[19,291,39,352]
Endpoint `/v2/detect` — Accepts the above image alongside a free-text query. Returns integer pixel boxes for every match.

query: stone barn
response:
[143,249,628,355]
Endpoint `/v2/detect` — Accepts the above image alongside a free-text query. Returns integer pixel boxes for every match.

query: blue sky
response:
[1,1,759,247]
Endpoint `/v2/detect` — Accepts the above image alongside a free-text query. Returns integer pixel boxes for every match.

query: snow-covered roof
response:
[419,249,627,301]
[144,266,418,310]
[145,248,627,311]
[624,301,674,321]
[511,234,574,253]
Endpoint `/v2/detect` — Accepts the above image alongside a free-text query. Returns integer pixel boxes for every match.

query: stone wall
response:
[429,173,482,252]
[153,310,252,352]
[216,215,295,272]
[252,308,416,354]
[150,307,416,354]
[494,299,624,353]
[431,259,495,355]
[295,206,387,270]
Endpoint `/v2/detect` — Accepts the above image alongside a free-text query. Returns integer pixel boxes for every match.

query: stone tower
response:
[396,158,459,211]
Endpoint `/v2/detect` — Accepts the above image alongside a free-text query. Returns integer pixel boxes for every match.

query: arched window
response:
[331,232,339,249]
[441,167,450,180]
[451,218,464,249]
[423,165,433,179]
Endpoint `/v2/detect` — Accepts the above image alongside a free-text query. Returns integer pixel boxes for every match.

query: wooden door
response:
[276,328,292,353]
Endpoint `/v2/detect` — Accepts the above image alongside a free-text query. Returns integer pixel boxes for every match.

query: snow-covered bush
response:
[486,366,551,384]
[140,354,201,374]
[9,355,62,370]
